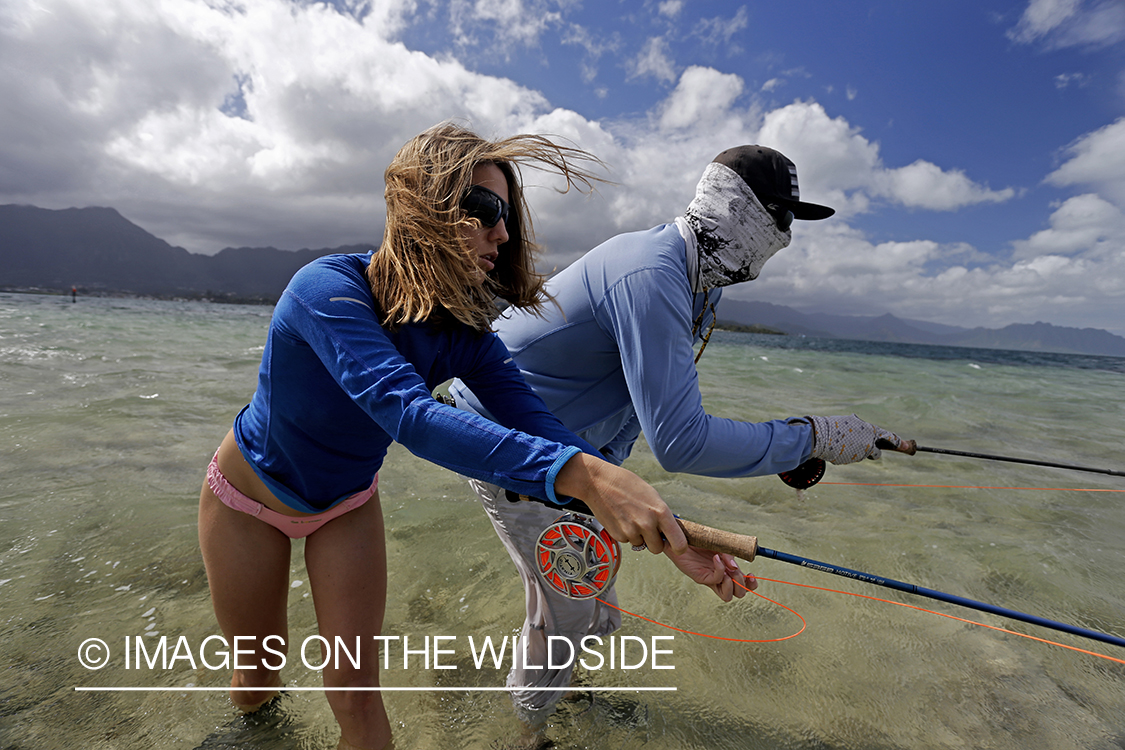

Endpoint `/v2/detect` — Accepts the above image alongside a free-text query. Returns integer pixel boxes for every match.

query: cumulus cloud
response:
[1046,117,1125,204]
[874,161,1016,211]
[0,0,557,251]
[601,71,1010,249]
[737,214,1125,333]
[756,101,1014,213]
[658,66,745,132]
[1011,193,1125,259]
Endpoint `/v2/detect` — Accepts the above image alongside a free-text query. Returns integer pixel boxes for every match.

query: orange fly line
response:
[600,576,1125,666]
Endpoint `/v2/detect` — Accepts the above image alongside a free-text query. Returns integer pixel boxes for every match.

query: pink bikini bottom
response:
[207,451,377,539]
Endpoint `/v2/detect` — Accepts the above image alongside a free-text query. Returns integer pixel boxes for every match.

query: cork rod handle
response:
[676,518,758,562]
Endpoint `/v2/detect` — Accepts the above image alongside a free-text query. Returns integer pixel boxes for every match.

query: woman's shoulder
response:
[295,250,375,280]
[284,251,376,297]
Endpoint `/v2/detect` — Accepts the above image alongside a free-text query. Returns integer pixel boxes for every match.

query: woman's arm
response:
[458,331,687,552]
[553,451,687,555]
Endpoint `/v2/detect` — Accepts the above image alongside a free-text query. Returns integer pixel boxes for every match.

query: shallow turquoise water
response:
[1,293,1123,749]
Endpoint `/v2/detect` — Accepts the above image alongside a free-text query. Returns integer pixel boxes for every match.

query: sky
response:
[2,0,1124,335]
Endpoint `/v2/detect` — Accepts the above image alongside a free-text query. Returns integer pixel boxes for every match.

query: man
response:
[450,144,912,719]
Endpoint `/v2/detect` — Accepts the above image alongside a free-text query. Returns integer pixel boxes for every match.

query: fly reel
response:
[778,457,826,489]
[535,514,621,600]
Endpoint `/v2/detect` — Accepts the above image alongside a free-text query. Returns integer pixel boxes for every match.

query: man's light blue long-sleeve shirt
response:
[452,223,813,476]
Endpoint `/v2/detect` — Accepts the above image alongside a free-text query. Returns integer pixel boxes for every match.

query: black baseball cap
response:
[712,145,835,221]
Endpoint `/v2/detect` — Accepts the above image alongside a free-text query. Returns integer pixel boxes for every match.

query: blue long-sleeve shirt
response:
[452,223,813,476]
[233,252,597,513]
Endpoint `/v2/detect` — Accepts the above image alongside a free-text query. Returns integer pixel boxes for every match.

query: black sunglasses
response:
[766,203,794,232]
[461,185,510,228]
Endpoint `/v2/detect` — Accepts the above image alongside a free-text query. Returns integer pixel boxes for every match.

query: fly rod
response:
[779,440,1123,489]
[909,444,1125,477]
[530,513,1124,650]
[676,518,1125,650]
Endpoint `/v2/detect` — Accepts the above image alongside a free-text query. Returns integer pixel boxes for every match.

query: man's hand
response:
[664,545,757,602]
[803,414,915,465]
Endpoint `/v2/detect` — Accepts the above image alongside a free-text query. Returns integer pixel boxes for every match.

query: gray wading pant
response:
[468,478,621,722]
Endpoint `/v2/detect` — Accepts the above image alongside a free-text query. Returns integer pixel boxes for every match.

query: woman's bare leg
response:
[304,493,391,750]
[198,480,291,710]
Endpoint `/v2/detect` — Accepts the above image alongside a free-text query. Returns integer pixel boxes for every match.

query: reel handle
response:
[676,518,758,562]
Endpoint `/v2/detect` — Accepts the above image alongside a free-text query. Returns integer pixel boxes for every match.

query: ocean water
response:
[1,291,1123,750]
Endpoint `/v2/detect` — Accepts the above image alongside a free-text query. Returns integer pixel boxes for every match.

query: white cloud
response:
[0,0,559,251]
[1009,0,1083,42]
[658,66,745,131]
[1009,0,1125,48]
[1054,72,1089,88]
[875,160,1016,211]
[627,36,677,83]
[692,6,749,51]
[1011,193,1125,259]
[1046,117,1125,205]
[658,0,684,20]
[573,75,1021,292]
[560,23,620,81]
[738,214,1125,333]
[351,0,417,37]
[757,101,1015,212]
[756,100,881,199]
[446,0,564,50]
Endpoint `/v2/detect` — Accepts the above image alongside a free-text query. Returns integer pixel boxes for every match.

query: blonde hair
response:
[368,122,605,332]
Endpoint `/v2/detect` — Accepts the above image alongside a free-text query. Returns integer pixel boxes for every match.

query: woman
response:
[198,123,718,750]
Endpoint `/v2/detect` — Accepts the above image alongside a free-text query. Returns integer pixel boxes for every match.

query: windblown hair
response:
[368,122,605,332]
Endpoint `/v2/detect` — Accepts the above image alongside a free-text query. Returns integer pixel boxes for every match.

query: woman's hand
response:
[553,453,687,555]
[664,546,757,601]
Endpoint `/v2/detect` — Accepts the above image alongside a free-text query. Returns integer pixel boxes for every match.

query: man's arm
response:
[598,265,813,477]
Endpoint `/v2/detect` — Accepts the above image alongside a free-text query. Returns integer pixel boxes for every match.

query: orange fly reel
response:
[535,514,621,600]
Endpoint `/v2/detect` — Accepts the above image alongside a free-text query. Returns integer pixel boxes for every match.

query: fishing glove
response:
[797,414,909,465]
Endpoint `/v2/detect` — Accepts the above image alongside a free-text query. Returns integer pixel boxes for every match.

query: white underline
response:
[75,686,676,692]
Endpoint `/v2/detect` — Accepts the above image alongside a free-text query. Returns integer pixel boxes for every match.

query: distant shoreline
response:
[714,322,787,336]
[0,286,278,306]
[5,288,1123,363]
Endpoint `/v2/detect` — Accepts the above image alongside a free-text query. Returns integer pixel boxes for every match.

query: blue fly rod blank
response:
[756,545,1125,650]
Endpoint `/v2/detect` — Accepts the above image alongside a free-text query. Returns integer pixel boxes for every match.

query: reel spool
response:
[778,457,826,490]
[535,514,621,600]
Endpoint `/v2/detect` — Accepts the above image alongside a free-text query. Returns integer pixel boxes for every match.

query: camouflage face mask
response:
[684,161,792,289]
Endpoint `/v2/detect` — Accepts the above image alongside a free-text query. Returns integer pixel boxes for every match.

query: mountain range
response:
[3,203,1124,358]
[0,204,366,302]
[714,299,1125,357]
